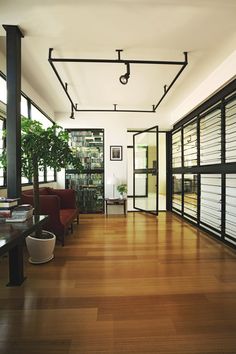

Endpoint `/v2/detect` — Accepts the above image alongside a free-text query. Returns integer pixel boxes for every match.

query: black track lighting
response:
[119,62,130,85]
[49,48,188,113]
[70,104,75,119]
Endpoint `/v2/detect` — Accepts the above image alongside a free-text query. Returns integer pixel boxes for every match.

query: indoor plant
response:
[0,117,82,263]
[117,183,128,198]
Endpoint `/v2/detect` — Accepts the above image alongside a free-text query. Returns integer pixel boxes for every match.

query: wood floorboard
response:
[0,212,236,354]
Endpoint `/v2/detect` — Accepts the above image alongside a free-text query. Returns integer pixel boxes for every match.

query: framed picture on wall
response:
[110,145,122,161]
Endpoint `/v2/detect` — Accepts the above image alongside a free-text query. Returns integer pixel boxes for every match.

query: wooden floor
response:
[0,212,236,354]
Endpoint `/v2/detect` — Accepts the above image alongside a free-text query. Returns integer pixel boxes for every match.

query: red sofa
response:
[21,187,79,246]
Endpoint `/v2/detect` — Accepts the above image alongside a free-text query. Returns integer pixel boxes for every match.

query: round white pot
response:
[26,230,56,264]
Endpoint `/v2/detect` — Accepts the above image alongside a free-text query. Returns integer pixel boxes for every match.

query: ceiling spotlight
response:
[119,62,130,85]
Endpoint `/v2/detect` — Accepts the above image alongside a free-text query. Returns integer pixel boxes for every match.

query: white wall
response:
[170,50,236,125]
[163,35,236,126]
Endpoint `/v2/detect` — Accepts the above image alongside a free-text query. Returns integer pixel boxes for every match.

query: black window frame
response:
[170,78,236,250]
[0,71,56,188]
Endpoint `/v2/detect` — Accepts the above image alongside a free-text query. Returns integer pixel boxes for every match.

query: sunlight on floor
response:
[128,193,166,212]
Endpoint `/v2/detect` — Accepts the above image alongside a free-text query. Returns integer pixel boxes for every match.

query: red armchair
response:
[21,187,79,246]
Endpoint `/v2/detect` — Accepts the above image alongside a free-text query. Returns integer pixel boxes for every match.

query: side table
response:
[105,198,127,216]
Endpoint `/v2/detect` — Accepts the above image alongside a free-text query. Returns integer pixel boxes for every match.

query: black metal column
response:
[197,114,201,226]
[7,242,26,286]
[181,127,184,216]
[166,132,172,211]
[221,99,226,240]
[3,25,24,198]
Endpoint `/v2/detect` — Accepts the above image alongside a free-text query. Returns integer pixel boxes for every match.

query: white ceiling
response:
[0,0,236,122]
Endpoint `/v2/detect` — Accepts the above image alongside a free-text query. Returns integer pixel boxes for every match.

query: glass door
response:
[133,126,158,215]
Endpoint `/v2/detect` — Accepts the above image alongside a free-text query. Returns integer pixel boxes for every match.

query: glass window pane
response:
[134,131,156,170]
[0,76,7,104]
[200,174,221,235]
[184,174,197,221]
[21,95,29,118]
[183,120,197,167]
[46,167,55,181]
[31,105,54,183]
[21,176,29,184]
[172,174,182,214]
[0,119,3,149]
[225,174,236,245]
[172,130,182,168]
[135,146,147,169]
[0,119,4,186]
[134,173,147,197]
[200,108,221,165]
[134,173,157,212]
[225,98,236,163]
[31,105,53,128]
[38,169,45,182]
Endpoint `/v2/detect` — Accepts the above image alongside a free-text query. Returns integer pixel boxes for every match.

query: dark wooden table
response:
[105,198,127,216]
[0,215,48,286]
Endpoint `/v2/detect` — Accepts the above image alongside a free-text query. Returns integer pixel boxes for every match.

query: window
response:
[38,169,45,182]
[0,118,5,186]
[200,107,221,165]
[184,174,197,221]
[21,95,29,118]
[0,71,56,187]
[172,130,182,168]
[0,76,7,104]
[183,120,197,167]
[46,167,55,182]
[31,105,53,128]
[225,174,236,246]
[225,98,236,163]
[172,174,182,214]
[171,80,236,249]
[200,174,221,236]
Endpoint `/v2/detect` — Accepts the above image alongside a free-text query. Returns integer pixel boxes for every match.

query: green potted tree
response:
[0,117,82,263]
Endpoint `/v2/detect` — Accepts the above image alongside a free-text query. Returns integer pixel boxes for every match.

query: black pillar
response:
[166,131,172,211]
[3,25,24,198]
[8,242,26,286]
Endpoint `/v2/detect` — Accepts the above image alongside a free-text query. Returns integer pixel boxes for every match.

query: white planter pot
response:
[26,231,56,264]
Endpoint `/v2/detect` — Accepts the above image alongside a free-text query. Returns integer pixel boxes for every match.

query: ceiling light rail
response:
[48,48,188,116]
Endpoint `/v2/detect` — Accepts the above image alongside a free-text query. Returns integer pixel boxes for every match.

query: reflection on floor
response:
[128,194,166,211]
[173,192,197,218]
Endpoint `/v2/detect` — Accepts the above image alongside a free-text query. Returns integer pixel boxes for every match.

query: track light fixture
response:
[70,104,75,119]
[49,48,188,113]
[119,62,130,85]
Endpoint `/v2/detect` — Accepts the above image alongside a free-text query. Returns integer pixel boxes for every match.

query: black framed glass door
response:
[133,126,159,215]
